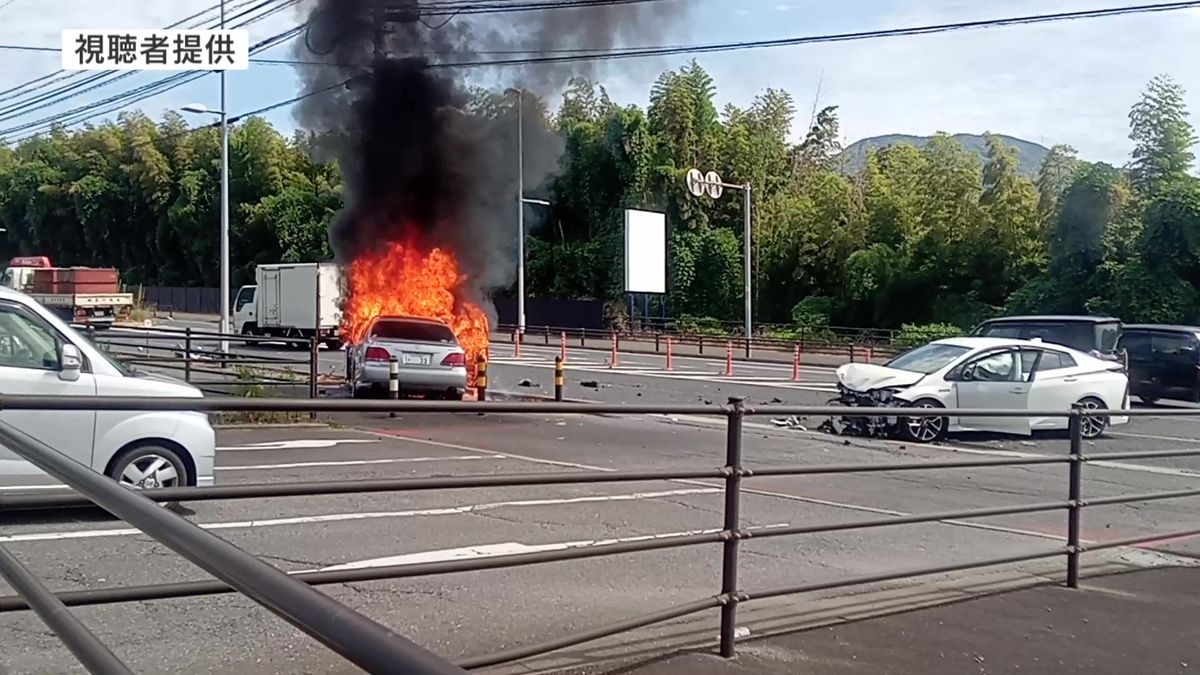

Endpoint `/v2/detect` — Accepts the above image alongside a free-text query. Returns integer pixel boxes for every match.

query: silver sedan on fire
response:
[347,315,468,400]
[827,337,1130,443]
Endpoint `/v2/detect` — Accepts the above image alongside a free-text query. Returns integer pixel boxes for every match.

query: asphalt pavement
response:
[2,403,1200,673]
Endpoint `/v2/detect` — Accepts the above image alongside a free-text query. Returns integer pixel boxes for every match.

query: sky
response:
[0,0,1197,166]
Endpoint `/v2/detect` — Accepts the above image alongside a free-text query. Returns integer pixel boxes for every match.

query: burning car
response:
[347,315,468,400]
[827,337,1130,443]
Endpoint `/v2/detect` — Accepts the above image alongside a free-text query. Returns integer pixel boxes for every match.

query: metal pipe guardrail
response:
[0,420,466,675]
[0,543,133,675]
[0,396,1198,672]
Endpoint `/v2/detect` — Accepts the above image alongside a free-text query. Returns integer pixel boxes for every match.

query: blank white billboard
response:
[624,209,666,294]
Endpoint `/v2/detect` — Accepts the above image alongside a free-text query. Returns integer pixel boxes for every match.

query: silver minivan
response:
[0,286,215,493]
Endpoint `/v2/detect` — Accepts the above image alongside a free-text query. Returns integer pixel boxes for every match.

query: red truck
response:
[1,256,133,329]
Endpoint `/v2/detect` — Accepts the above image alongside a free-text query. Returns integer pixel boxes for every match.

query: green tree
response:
[1129,75,1196,196]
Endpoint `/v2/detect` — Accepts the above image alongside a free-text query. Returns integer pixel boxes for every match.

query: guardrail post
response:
[719,396,745,658]
[699,335,705,355]
[184,327,192,383]
[1067,405,1084,589]
[544,325,550,345]
[388,356,399,419]
[554,356,564,402]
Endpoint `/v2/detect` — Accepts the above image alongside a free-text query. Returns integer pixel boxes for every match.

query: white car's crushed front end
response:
[821,364,930,436]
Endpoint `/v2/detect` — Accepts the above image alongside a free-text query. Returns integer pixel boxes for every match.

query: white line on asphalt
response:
[216,455,503,471]
[1109,430,1200,444]
[355,429,1072,543]
[216,439,378,452]
[310,524,791,572]
[0,488,720,543]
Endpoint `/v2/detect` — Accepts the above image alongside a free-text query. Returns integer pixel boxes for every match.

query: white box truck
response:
[233,262,343,348]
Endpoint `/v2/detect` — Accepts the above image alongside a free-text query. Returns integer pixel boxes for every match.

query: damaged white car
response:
[828,337,1130,443]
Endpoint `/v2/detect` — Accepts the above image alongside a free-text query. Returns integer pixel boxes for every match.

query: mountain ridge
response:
[838,133,1052,177]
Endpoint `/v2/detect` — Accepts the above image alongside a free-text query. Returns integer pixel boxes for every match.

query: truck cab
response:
[1,256,52,291]
[233,285,257,335]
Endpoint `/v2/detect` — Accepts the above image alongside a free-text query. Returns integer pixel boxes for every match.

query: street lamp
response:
[181,100,230,357]
[505,88,541,336]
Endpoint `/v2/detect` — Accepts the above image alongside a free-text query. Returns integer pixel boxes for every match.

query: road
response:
[2,403,1200,673]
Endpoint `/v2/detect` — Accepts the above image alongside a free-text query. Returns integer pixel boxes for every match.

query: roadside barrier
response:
[2,397,1198,672]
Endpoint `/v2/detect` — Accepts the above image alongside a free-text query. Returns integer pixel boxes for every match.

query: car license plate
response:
[402,352,431,365]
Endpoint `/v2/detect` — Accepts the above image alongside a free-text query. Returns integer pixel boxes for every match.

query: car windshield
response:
[886,343,971,374]
[370,319,457,344]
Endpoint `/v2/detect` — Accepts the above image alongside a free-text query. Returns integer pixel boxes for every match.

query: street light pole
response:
[516,88,525,337]
[218,0,230,356]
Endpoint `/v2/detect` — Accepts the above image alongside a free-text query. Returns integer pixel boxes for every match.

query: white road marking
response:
[355,429,1073,543]
[310,524,791,572]
[216,455,502,471]
[216,439,377,452]
[0,488,720,543]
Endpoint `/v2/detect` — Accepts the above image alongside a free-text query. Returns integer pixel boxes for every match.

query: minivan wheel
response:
[108,445,190,490]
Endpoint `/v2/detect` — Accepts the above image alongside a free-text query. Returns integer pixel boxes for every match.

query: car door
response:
[953,348,1033,435]
[1152,331,1200,400]
[0,301,98,489]
[1117,331,1155,398]
[1027,349,1084,428]
[233,286,256,333]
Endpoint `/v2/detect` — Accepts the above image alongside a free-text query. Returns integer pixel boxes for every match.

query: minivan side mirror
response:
[59,343,82,382]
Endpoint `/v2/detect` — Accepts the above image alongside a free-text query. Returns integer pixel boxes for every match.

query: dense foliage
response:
[1,66,1196,330]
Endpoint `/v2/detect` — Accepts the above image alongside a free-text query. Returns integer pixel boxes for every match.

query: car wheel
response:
[443,389,464,401]
[1139,395,1159,406]
[1076,397,1109,440]
[108,445,190,490]
[897,399,948,444]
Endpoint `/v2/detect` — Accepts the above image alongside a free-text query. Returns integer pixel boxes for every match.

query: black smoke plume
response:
[292,0,689,311]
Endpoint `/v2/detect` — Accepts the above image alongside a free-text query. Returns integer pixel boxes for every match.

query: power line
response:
[207,0,1200,70]
[1,27,303,141]
[429,0,1200,69]
[0,0,19,13]
[0,0,242,104]
[5,0,1197,142]
[0,2,300,138]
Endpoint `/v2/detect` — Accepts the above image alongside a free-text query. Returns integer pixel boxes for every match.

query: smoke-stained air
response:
[291,0,689,320]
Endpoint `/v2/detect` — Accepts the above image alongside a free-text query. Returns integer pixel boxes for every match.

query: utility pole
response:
[516,88,525,336]
[372,0,385,60]
[742,183,751,360]
[218,0,230,356]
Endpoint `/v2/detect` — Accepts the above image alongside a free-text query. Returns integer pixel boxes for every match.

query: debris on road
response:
[771,416,807,431]
[581,380,600,389]
[518,378,539,388]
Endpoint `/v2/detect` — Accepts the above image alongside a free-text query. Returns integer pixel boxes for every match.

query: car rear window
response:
[1036,351,1077,371]
[1118,331,1151,354]
[370,320,457,343]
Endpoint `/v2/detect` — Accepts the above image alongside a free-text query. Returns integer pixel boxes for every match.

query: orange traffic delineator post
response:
[514,333,521,359]
[792,344,800,382]
[609,333,618,369]
[724,341,734,376]
[666,336,674,371]
[560,331,567,364]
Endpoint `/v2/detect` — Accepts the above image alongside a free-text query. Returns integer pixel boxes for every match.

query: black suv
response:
[970,315,1123,360]
[1117,325,1200,404]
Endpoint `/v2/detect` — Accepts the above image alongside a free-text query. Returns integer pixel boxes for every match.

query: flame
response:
[342,239,489,384]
